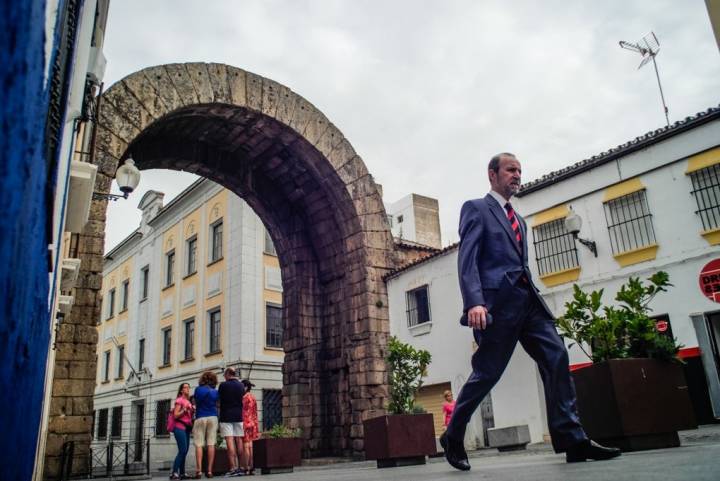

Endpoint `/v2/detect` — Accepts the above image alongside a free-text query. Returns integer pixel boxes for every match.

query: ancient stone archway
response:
[45,63,394,471]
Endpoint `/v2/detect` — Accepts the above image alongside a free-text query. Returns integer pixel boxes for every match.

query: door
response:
[133,402,145,462]
[691,313,720,418]
[479,393,495,447]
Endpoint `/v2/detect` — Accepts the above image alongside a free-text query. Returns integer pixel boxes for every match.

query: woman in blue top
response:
[193,371,219,478]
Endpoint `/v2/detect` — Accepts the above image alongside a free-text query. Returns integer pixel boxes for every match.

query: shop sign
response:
[699,258,720,303]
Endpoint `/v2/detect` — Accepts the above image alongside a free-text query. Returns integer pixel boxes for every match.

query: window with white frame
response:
[689,163,720,231]
[110,406,123,439]
[532,219,579,276]
[603,190,656,254]
[102,350,111,382]
[208,309,221,353]
[186,236,197,275]
[265,303,283,348]
[162,328,172,366]
[120,279,129,311]
[165,250,175,286]
[406,285,430,326]
[116,345,124,379]
[210,220,223,262]
[140,265,149,300]
[184,318,195,360]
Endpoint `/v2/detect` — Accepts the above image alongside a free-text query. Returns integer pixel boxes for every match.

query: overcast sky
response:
[102,0,719,252]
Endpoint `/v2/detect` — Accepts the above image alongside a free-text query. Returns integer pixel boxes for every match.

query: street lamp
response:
[93,157,141,201]
[564,208,598,257]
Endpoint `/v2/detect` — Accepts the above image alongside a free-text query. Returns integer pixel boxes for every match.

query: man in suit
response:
[440,153,621,471]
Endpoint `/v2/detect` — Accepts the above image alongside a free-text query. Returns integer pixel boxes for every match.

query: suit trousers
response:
[446,282,587,452]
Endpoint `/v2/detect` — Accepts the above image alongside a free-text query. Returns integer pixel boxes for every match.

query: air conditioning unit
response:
[87,46,107,83]
[60,257,82,291]
[58,295,75,314]
[65,161,97,233]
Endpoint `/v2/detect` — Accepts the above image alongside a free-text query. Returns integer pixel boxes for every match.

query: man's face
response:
[489,155,522,199]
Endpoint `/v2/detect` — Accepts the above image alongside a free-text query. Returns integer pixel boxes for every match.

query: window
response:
[162,328,172,366]
[690,164,720,231]
[265,303,283,348]
[102,350,111,382]
[264,229,277,256]
[210,221,223,262]
[97,408,109,439]
[532,219,579,276]
[155,399,171,436]
[184,318,195,360]
[140,265,149,300]
[138,339,145,371]
[68,233,80,258]
[106,288,116,319]
[209,309,221,353]
[186,237,197,275]
[406,285,430,326]
[121,279,129,311]
[387,215,394,228]
[397,214,404,224]
[116,345,125,379]
[603,190,656,254]
[262,389,283,430]
[165,251,175,286]
[110,406,123,439]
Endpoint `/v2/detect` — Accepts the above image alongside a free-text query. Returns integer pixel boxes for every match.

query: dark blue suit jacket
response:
[458,194,553,322]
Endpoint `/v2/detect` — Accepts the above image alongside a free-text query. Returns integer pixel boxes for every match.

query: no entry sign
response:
[699,259,720,302]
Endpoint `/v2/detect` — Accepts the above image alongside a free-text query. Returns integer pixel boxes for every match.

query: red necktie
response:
[505,203,522,247]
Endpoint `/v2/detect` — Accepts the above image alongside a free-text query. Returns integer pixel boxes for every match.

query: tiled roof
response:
[516,105,720,196]
[384,242,459,281]
[393,237,440,252]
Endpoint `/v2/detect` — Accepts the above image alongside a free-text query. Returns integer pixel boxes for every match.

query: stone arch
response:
[89,63,393,457]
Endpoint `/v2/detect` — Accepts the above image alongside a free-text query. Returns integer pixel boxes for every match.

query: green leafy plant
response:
[386,336,432,414]
[264,424,301,438]
[556,271,681,363]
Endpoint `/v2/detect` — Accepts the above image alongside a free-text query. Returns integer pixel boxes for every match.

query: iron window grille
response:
[262,389,283,430]
[165,251,175,286]
[603,190,656,255]
[211,220,223,262]
[406,285,431,327]
[186,237,197,275]
[209,309,221,353]
[162,328,172,366]
[184,319,195,360]
[689,164,720,231]
[532,218,579,276]
[97,408,109,439]
[110,406,123,439]
[265,303,283,348]
[155,399,171,436]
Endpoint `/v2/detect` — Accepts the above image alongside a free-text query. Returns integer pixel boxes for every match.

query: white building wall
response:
[386,195,418,242]
[387,249,548,447]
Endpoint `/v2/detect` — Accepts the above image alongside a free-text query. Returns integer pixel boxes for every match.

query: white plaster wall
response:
[386,194,418,242]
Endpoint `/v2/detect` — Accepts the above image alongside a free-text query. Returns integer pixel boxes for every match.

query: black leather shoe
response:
[566,439,622,463]
[440,432,471,471]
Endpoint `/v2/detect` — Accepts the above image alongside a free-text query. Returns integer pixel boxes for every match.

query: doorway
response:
[132,402,145,462]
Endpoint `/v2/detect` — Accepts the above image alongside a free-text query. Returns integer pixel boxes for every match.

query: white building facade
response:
[93,179,284,471]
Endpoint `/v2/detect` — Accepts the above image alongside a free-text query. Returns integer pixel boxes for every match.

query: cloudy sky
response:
[102,0,719,252]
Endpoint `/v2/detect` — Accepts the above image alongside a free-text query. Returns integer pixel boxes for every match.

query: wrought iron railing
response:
[58,439,150,480]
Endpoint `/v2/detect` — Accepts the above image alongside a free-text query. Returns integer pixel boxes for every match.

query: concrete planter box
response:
[363,414,437,468]
[573,358,697,451]
[201,447,231,475]
[253,438,302,474]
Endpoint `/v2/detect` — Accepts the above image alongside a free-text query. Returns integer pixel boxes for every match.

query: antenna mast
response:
[619,32,670,127]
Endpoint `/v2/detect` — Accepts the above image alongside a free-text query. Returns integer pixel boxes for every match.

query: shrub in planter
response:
[201,432,230,475]
[363,336,436,468]
[557,271,697,451]
[253,425,302,474]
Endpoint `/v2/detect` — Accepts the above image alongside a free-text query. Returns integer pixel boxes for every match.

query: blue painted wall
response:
[0,1,53,480]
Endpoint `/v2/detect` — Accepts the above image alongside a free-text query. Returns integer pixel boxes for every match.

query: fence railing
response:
[58,439,150,480]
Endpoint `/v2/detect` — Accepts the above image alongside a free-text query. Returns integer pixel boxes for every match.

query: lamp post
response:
[93,158,141,201]
[564,208,598,257]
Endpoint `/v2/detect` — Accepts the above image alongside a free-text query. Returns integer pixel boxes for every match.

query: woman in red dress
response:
[240,379,260,475]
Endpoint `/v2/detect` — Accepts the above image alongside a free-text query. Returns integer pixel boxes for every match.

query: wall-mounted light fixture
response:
[93,157,141,201]
[564,207,598,257]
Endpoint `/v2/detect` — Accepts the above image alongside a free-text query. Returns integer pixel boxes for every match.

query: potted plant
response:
[363,336,436,468]
[201,432,231,475]
[252,425,303,474]
[557,271,697,451]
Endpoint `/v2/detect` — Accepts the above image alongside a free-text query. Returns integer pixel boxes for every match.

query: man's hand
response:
[467,305,489,330]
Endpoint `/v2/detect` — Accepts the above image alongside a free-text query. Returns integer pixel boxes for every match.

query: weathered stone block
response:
[487,425,531,451]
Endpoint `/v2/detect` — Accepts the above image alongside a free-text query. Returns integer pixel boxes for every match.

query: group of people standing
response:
[170,367,260,479]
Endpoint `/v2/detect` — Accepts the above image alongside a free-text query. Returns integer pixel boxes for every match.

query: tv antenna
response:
[619,31,670,127]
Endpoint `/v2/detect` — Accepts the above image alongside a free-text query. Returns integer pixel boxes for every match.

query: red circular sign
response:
[655,320,668,332]
[699,259,720,302]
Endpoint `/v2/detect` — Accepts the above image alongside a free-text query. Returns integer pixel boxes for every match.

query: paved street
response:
[133,426,720,481]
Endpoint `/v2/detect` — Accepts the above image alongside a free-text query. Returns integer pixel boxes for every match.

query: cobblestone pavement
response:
[123,425,720,481]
